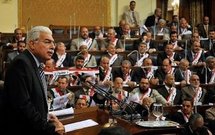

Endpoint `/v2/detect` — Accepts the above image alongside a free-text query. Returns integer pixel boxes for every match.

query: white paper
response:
[64,119,98,132]
[52,93,70,110]
[49,107,74,116]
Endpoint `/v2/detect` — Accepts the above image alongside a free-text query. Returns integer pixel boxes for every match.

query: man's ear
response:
[28,40,35,50]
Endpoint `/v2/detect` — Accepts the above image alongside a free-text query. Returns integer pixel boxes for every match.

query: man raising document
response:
[1,26,65,135]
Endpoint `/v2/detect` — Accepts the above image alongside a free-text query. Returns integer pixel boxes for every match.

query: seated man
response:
[89,26,104,39]
[78,44,97,68]
[127,78,167,105]
[75,98,88,109]
[112,60,136,87]
[100,28,124,52]
[167,98,194,125]
[103,43,124,67]
[70,26,98,51]
[157,74,182,105]
[48,76,75,109]
[7,40,26,63]
[128,42,149,66]
[181,74,207,105]
[182,113,212,135]
[119,24,136,39]
[6,28,25,49]
[52,42,72,68]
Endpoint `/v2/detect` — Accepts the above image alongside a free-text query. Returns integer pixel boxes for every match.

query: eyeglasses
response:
[34,39,56,46]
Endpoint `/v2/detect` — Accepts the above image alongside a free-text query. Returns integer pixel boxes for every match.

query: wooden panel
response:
[18,0,111,31]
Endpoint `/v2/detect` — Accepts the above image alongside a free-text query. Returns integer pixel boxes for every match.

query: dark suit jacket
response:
[114,27,123,39]
[144,15,161,27]
[104,53,124,67]
[197,67,213,84]
[133,38,156,51]
[156,52,182,66]
[185,50,205,65]
[52,52,72,67]
[112,67,135,82]
[197,23,214,38]
[154,68,184,84]
[1,50,55,135]
[157,85,182,105]
[167,111,187,125]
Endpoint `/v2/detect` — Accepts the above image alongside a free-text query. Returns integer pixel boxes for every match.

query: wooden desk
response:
[60,107,183,135]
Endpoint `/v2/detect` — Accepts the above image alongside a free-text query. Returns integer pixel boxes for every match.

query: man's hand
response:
[49,114,65,135]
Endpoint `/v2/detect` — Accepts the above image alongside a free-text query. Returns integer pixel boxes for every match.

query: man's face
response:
[75,59,84,69]
[107,29,115,40]
[170,33,178,42]
[140,78,150,91]
[81,27,89,39]
[207,58,215,69]
[121,63,130,74]
[192,42,201,53]
[30,32,55,62]
[138,43,147,54]
[192,33,200,42]
[58,78,68,90]
[123,25,130,35]
[179,61,189,71]
[15,29,23,40]
[75,99,87,109]
[165,44,174,56]
[209,31,215,39]
[165,75,175,87]
[182,100,193,115]
[100,58,109,70]
[203,16,209,25]
[129,2,136,11]
[155,9,162,17]
[190,75,200,88]
[17,42,26,53]
[162,60,171,73]
[56,43,66,54]
[107,45,116,55]
[114,78,123,90]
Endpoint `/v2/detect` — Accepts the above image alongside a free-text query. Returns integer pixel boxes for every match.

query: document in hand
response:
[64,119,98,132]
[49,107,74,117]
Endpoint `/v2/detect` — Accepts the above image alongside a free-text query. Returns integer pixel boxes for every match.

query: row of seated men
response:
[47,73,215,135]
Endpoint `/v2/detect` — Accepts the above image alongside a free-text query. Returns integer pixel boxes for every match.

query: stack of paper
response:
[49,107,74,116]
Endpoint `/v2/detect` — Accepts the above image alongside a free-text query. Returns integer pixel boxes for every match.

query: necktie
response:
[132,11,137,24]
[38,64,48,101]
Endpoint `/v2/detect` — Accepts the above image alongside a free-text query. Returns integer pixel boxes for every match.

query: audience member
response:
[197,16,213,38]
[150,19,170,40]
[6,40,26,63]
[157,74,182,105]
[6,28,25,49]
[89,26,104,39]
[70,26,98,51]
[145,8,162,27]
[48,76,75,109]
[52,42,72,67]
[122,1,140,28]
[75,98,88,109]
[127,78,167,105]
[181,74,207,105]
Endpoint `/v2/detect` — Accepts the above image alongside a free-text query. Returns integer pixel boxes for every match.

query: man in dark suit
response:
[157,74,182,105]
[197,16,214,38]
[144,8,162,28]
[1,26,64,135]
[167,98,194,125]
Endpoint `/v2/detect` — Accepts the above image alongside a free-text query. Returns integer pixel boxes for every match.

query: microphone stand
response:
[86,81,137,123]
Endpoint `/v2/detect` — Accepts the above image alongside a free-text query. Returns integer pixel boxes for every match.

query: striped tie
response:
[38,64,48,101]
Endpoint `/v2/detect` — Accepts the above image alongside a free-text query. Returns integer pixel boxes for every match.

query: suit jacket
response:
[185,50,205,65]
[133,39,156,50]
[154,68,184,84]
[156,52,182,66]
[112,67,135,82]
[1,50,55,135]
[104,53,124,67]
[145,15,161,27]
[197,67,213,84]
[70,37,98,51]
[197,23,214,38]
[114,27,123,39]
[128,52,149,66]
[181,85,207,103]
[167,111,188,125]
[123,10,140,27]
[7,50,19,63]
[157,85,182,105]
[52,52,72,67]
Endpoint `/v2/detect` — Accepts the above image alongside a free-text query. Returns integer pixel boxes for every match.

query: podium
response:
[59,107,184,135]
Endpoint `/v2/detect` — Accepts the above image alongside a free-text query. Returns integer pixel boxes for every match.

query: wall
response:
[0,0,156,32]
[0,0,18,32]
